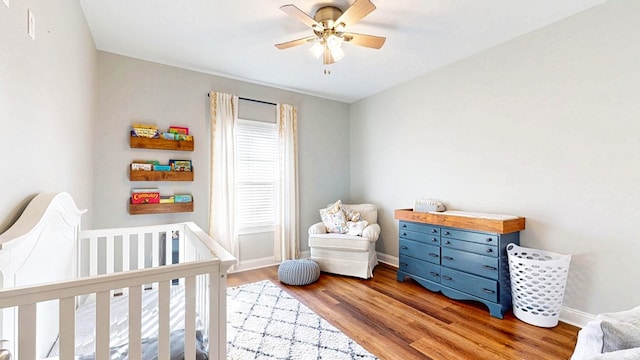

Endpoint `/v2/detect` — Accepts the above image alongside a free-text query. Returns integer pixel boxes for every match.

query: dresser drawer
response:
[440,267,498,302]
[400,239,440,264]
[399,255,441,283]
[441,228,498,245]
[441,248,499,280]
[442,238,497,257]
[399,229,440,245]
[400,221,440,236]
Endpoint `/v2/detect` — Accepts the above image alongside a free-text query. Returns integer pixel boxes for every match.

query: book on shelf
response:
[160,196,175,204]
[131,189,160,204]
[169,159,192,172]
[169,126,189,135]
[131,163,153,171]
[153,164,172,171]
[174,194,193,203]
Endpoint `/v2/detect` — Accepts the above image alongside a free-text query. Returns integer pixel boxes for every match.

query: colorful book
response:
[169,159,192,172]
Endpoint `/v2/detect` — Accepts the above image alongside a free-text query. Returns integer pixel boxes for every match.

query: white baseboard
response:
[231,256,279,273]
[560,307,595,328]
[376,252,398,267]
[230,251,312,274]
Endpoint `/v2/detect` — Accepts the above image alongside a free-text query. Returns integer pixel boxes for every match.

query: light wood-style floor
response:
[228,263,579,360]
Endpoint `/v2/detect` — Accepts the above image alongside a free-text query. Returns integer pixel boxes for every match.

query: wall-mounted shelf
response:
[128,201,194,215]
[130,136,194,151]
[129,168,194,181]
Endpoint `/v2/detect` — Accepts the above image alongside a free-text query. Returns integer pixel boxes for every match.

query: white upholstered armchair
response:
[308,202,380,279]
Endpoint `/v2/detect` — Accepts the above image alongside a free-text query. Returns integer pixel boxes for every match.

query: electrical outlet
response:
[2,0,9,8]
[28,9,35,40]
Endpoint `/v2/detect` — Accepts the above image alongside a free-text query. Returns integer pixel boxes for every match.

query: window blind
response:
[235,119,278,229]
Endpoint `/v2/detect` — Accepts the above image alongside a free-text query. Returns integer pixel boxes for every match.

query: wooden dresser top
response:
[395,209,525,234]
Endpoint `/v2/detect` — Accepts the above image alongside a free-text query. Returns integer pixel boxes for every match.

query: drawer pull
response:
[486,248,493,253]
[444,240,451,245]
[402,232,407,236]
[400,246,408,250]
[428,253,439,258]
[482,288,495,294]
[430,272,440,277]
[444,231,450,235]
[486,238,493,243]
[431,238,438,242]
[431,229,438,234]
[400,262,408,267]
[442,275,453,281]
[482,265,497,271]
[443,256,454,261]
[402,224,407,228]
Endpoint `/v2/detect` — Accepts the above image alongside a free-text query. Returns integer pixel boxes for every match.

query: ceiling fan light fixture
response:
[309,41,325,58]
[330,46,345,62]
[326,34,343,51]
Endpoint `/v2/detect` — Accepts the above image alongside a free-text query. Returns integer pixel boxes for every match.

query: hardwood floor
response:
[227,263,579,360]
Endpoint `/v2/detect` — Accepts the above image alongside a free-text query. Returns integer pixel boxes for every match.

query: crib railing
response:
[0,221,235,360]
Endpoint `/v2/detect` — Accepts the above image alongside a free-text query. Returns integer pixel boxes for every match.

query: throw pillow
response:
[347,220,368,236]
[319,200,348,234]
[601,321,640,353]
[344,208,362,222]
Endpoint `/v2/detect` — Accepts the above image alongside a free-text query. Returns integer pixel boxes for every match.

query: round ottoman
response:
[278,259,320,286]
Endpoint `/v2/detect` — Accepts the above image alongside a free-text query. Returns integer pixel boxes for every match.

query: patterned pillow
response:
[319,200,348,233]
[347,220,368,236]
[344,208,362,222]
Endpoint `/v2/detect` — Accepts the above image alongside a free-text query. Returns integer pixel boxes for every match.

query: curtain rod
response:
[207,93,277,106]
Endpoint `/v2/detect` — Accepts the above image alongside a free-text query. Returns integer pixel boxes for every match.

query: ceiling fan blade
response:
[335,0,376,28]
[342,32,386,49]
[275,36,317,50]
[323,47,335,65]
[280,4,323,30]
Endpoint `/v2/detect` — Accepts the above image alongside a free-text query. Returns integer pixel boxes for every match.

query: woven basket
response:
[507,244,571,327]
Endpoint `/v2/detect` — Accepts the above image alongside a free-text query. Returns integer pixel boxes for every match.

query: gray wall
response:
[0,0,96,231]
[95,52,351,258]
[349,0,640,316]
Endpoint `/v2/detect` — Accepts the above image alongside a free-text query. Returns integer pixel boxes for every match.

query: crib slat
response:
[185,276,196,360]
[106,235,115,275]
[128,285,142,360]
[137,232,145,270]
[152,231,160,268]
[209,271,222,360]
[158,281,170,360]
[96,291,110,360]
[164,231,172,266]
[18,303,36,360]
[90,236,99,276]
[122,234,131,272]
[59,297,76,358]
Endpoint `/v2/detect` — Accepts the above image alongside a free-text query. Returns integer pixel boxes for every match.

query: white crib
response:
[0,192,235,359]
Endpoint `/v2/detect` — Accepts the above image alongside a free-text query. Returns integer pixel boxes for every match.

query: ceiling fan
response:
[275,0,386,65]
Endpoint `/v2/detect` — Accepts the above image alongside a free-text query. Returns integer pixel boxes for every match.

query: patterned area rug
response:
[227,280,378,360]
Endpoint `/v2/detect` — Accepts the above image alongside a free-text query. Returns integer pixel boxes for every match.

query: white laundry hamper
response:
[506,244,571,327]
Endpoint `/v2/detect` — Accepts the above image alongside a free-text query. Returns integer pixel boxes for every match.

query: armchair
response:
[308,202,380,279]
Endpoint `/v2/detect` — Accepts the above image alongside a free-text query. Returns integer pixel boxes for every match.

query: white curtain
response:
[276,104,299,260]
[209,92,239,265]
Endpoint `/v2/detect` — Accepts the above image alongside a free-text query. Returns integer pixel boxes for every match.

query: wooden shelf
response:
[130,136,194,151]
[394,209,525,234]
[128,201,194,215]
[129,168,194,181]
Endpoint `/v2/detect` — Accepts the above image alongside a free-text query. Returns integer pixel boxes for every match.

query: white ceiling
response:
[80,0,606,103]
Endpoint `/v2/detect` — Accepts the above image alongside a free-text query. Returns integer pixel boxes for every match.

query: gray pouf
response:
[278,259,320,286]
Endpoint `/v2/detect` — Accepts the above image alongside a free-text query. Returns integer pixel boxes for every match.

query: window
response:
[235,119,278,231]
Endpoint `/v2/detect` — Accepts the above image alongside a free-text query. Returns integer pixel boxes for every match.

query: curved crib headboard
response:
[0,192,86,358]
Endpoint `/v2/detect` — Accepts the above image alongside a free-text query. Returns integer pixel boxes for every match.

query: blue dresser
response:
[395,209,525,319]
